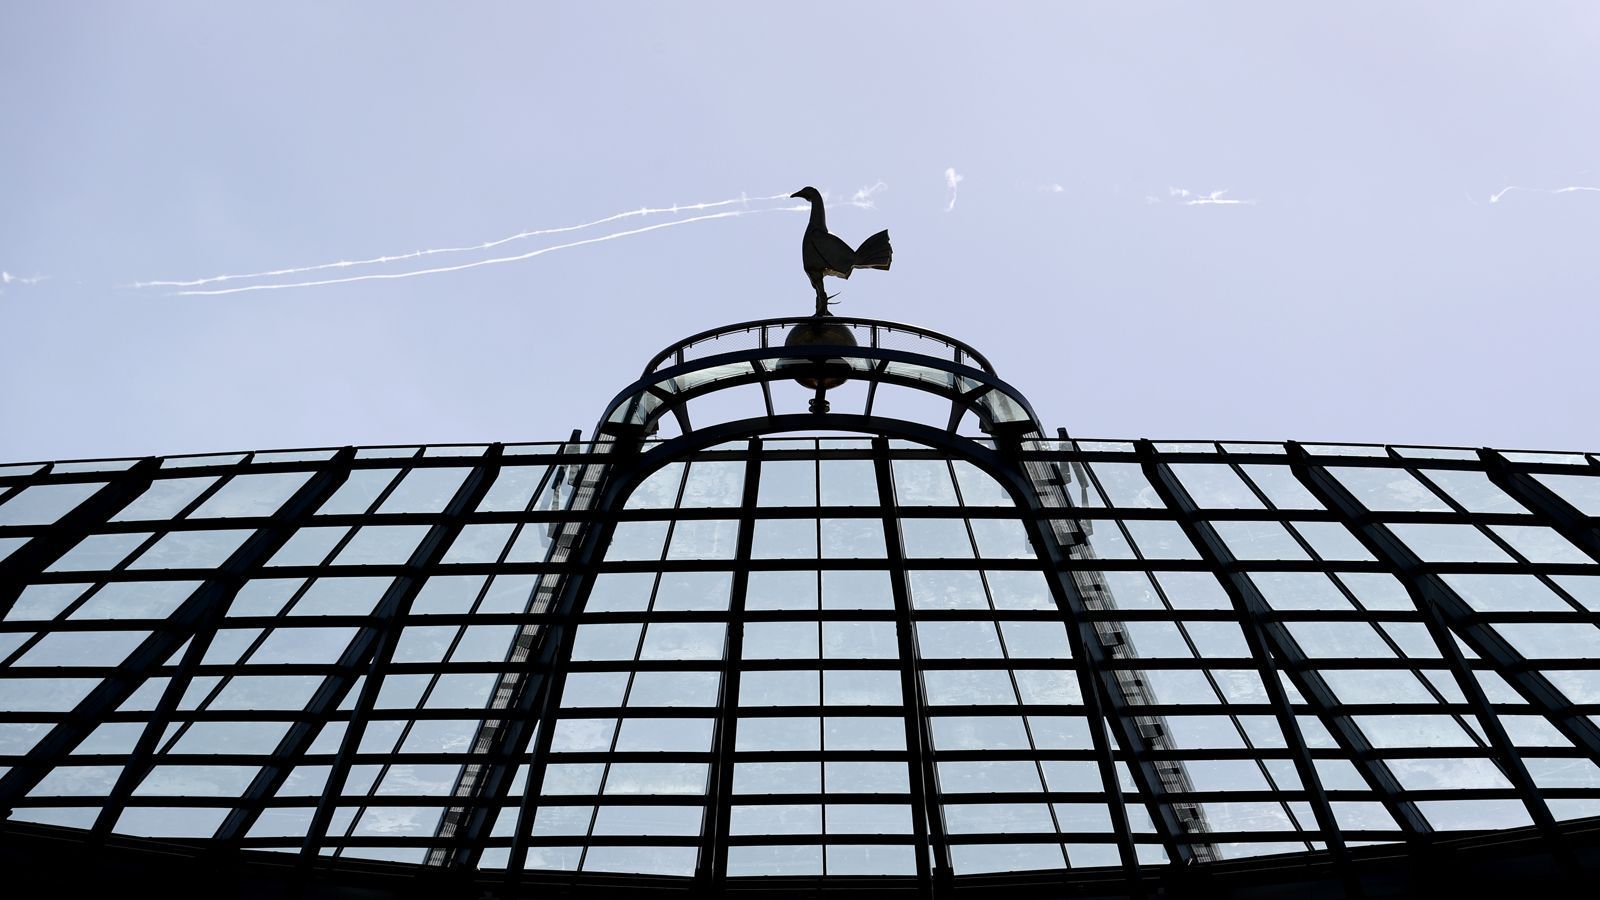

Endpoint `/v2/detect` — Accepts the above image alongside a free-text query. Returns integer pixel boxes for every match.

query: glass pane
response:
[113,478,217,521]
[190,472,312,518]
[0,483,107,525]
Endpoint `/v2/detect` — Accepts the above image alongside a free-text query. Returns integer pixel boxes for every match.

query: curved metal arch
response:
[602,414,1005,505]
[599,344,1041,442]
[447,317,1210,885]
[492,412,1203,887]
[642,316,997,376]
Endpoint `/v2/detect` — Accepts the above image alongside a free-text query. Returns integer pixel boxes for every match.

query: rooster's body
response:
[791,186,892,315]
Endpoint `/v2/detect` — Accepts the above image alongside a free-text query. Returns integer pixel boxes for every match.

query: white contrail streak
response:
[1168,187,1254,206]
[944,168,964,212]
[134,193,795,289]
[172,206,806,297]
[847,182,888,209]
[1488,185,1600,204]
[0,271,48,295]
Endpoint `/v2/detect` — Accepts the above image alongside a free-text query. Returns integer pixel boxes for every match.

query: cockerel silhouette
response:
[791,186,892,315]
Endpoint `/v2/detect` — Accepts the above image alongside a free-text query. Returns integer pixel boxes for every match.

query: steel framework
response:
[2,316,1599,897]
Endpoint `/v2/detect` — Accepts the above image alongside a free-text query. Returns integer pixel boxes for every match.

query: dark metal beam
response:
[296,446,503,862]
[1478,448,1600,565]
[86,454,358,843]
[428,445,570,869]
[0,457,160,618]
[990,432,1185,878]
[698,438,762,890]
[1135,439,1367,894]
[493,437,643,883]
[0,452,354,816]
[1284,442,1574,858]
[872,436,948,897]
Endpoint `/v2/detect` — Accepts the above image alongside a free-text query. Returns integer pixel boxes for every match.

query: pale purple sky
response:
[3,3,1598,463]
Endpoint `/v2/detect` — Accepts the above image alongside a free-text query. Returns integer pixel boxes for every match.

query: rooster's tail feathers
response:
[853,230,892,270]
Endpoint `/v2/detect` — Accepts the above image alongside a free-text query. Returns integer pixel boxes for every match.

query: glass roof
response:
[1,435,1597,887]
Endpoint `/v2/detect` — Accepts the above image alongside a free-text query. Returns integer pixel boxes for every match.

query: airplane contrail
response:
[133,192,796,289]
[171,206,806,297]
[844,182,888,209]
[1488,185,1600,204]
[944,168,963,212]
[1170,187,1254,206]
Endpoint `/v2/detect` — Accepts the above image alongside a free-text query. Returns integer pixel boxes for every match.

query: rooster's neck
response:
[806,199,827,230]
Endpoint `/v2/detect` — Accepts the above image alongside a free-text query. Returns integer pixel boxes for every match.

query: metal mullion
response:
[572,457,697,875]
[1105,572,1281,841]
[1131,573,1305,846]
[423,436,595,870]
[498,443,641,880]
[1320,462,1516,765]
[83,456,359,844]
[1136,441,1362,885]
[1229,456,1493,826]
[0,450,357,817]
[290,447,502,862]
[373,525,534,819]
[1016,433,1154,881]
[947,457,1074,868]
[1406,462,1593,616]
[1285,442,1576,859]
[870,436,945,895]
[135,577,331,757]
[1373,469,1563,574]
[3,573,121,628]
[1476,448,1600,565]
[649,460,694,571]
[1060,449,1208,868]
[0,457,161,618]
[572,654,648,876]
[156,466,239,522]
[700,438,761,889]
[214,631,373,840]
[986,620,1073,865]
[0,481,28,508]
[335,664,471,857]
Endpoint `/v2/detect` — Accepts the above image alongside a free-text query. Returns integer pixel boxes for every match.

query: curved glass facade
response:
[1,318,1598,895]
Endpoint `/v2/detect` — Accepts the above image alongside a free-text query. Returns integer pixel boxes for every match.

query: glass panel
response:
[1212,521,1308,560]
[1422,469,1525,514]
[333,525,430,565]
[1328,467,1450,512]
[477,466,548,512]
[0,483,107,525]
[1086,464,1161,508]
[1171,464,1264,509]
[190,472,312,518]
[318,469,400,515]
[1489,525,1588,564]
[1240,465,1322,510]
[129,529,254,569]
[112,477,217,521]
[1389,524,1512,563]
[47,532,149,571]
[1533,473,1600,515]
[377,467,470,513]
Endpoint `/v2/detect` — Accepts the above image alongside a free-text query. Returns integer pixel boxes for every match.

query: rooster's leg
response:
[809,274,830,316]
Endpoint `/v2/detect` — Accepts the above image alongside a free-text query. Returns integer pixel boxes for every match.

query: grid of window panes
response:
[2,436,1599,884]
[0,443,578,864]
[1034,438,1600,861]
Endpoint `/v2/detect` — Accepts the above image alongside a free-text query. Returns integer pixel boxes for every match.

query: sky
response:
[2,3,1598,464]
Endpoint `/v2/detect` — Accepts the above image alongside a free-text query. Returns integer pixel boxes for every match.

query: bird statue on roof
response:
[791,186,892,316]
